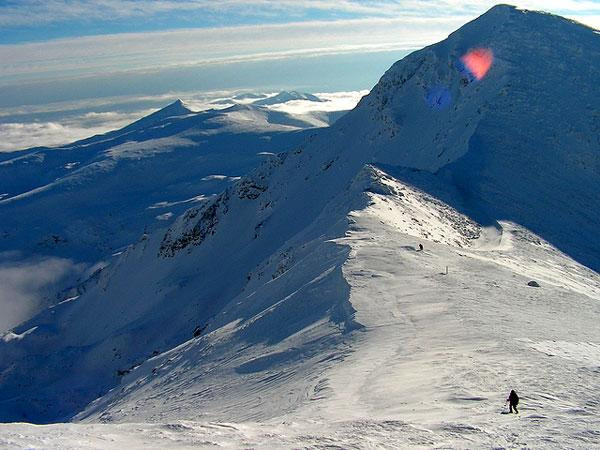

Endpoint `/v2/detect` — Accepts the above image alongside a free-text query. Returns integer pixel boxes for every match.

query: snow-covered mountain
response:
[0,101,318,264]
[253,91,324,106]
[0,102,321,329]
[1,5,599,448]
[210,90,346,127]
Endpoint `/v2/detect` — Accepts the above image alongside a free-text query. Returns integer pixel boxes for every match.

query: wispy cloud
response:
[0,1,475,27]
[267,90,370,115]
[0,104,162,151]
[0,114,144,151]
[1,1,597,87]
[0,16,466,85]
[0,91,233,118]
[0,254,84,332]
[1,0,598,28]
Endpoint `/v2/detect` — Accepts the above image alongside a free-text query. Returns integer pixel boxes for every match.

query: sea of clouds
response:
[0,89,368,152]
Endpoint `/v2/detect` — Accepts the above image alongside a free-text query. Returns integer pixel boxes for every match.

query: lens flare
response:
[460,48,493,80]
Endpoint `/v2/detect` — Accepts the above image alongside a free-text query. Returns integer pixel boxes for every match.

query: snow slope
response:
[2,170,599,447]
[0,101,320,329]
[0,102,316,264]
[1,5,599,448]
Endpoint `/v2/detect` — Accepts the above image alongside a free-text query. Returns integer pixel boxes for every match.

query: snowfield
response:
[2,195,599,447]
[78,174,600,447]
[1,4,599,449]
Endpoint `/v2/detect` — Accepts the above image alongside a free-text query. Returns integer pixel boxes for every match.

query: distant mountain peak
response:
[117,98,193,133]
[486,3,515,12]
[253,91,323,106]
[162,98,192,114]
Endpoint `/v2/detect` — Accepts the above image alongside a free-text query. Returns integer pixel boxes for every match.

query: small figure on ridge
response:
[507,389,519,414]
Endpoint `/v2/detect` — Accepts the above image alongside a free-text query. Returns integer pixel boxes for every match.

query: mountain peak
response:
[1,7,599,444]
[161,98,192,114]
[342,3,599,265]
[253,91,323,106]
[485,3,516,13]
[117,98,193,133]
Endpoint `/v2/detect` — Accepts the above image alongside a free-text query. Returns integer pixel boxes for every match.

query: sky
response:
[0,0,599,150]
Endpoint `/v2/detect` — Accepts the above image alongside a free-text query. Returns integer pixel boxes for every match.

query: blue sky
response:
[0,0,598,150]
[6,0,382,44]
[0,1,497,43]
[1,1,598,44]
[1,1,598,97]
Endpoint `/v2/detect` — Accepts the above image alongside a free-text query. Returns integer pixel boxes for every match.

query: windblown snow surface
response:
[1,5,599,449]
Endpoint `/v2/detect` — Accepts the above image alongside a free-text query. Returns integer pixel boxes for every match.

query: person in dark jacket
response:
[507,390,519,413]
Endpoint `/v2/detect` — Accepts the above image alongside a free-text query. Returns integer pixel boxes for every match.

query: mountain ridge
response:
[0,6,599,447]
